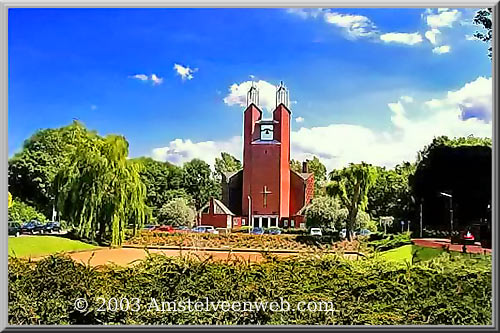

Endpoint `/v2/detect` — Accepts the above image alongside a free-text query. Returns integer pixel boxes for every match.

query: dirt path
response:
[67,247,297,266]
[412,238,492,254]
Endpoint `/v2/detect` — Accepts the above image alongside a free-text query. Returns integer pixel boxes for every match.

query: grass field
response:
[380,244,490,264]
[380,244,444,263]
[8,236,99,258]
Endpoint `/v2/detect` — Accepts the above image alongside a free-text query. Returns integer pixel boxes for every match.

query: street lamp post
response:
[248,195,252,234]
[440,192,453,238]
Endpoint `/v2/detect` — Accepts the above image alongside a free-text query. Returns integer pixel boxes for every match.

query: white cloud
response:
[425,76,492,122]
[425,29,441,45]
[380,32,423,45]
[295,116,305,123]
[426,9,461,28]
[132,74,148,81]
[432,45,451,54]
[173,63,198,81]
[287,8,325,19]
[130,73,164,85]
[400,96,414,103]
[90,104,97,110]
[223,79,278,113]
[151,136,242,168]
[153,77,492,172]
[465,34,478,41]
[323,12,378,39]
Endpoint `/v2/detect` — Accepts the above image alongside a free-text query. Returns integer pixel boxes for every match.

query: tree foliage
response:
[8,199,47,223]
[54,130,148,246]
[367,162,415,220]
[290,156,327,195]
[8,192,12,209]
[214,152,241,180]
[8,121,94,217]
[304,196,342,229]
[326,162,378,240]
[157,197,196,227]
[473,8,492,59]
[131,157,184,217]
[290,159,302,173]
[182,159,219,210]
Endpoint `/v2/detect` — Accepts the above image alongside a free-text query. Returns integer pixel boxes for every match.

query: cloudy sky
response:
[9,8,492,171]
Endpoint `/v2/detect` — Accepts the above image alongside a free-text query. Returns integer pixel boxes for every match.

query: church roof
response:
[199,198,235,216]
[290,169,313,180]
[223,169,242,182]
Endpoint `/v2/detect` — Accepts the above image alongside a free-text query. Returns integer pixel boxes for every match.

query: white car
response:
[310,228,322,236]
[192,225,219,234]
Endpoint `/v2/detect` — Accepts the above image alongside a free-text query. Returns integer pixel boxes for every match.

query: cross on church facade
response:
[261,185,272,207]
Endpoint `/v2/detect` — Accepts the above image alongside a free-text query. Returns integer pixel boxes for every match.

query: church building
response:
[200,82,314,230]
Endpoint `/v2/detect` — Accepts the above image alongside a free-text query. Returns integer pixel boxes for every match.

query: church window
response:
[291,219,295,228]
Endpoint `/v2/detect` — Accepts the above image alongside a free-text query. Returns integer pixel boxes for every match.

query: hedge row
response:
[9,253,491,325]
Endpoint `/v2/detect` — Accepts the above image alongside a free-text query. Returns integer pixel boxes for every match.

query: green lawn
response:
[380,244,446,263]
[8,236,99,258]
[379,244,490,264]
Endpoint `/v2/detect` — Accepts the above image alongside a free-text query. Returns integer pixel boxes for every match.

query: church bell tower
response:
[241,81,291,228]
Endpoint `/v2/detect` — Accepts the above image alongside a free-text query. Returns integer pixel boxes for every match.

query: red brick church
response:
[200,82,314,229]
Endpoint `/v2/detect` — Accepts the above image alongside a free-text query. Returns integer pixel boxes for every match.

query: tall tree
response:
[8,192,12,209]
[8,121,94,216]
[473,8,492,59]
[183,159,219,210]
[367,162,415,220]
[131,157,184,218]
[55,133,148,246]
[214,152,241,180]
[326,162,378,240]
[307,156,327,195]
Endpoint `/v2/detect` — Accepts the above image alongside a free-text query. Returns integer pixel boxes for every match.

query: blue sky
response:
[8,8,492,170]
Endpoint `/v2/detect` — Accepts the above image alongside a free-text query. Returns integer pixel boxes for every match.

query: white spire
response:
[276,81,290,108]
[246,81,259,107]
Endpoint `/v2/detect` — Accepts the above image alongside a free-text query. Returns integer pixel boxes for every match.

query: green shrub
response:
[8,199,47,223]
[8,253,491,325]
[368,232,412,251]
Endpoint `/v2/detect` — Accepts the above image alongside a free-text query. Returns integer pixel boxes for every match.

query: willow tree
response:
[326,162,378,241]
[54,132,147,246]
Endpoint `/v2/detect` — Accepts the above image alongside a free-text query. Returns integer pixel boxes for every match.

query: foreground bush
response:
[9,253,491,325]
[368,232,412,251]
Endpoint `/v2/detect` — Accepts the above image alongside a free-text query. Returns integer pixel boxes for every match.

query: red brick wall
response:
[273,104,291,218]
[242,104,262,216]
[200,214,229,229]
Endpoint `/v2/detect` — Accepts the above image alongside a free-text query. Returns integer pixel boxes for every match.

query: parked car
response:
[44,221,61,233]
[154,225,174,233]
[192,226,219,234]
[267,227,282,235]
[355,229,372,237]
[174,226,190,233]
[21,221,45,234]
[142,224,156,231]
[251,227,264,235]
[8,221,22,237]
[310,228,322,237]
